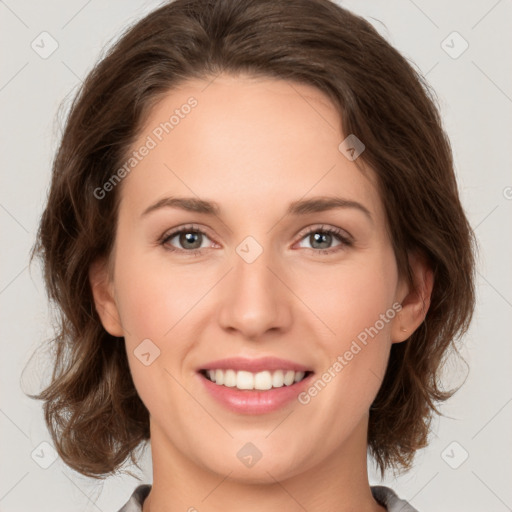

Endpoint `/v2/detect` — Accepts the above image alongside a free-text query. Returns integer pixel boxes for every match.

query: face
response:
[94,73,412,483]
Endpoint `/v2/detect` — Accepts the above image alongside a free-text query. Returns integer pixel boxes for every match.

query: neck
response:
[143,415,386,512]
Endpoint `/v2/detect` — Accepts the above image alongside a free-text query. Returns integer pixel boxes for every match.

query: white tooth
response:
[208,369,307,389]
[272,370,285,388]
[224,369,237,387]
[254,371,272,390]
[283,370,295,386]
[294,371,305,383]
[237,370,254,390]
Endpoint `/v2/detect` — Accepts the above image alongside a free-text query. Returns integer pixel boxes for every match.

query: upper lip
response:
[199,357,312,373]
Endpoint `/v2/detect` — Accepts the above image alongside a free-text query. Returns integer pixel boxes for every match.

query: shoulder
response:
[117,484,152,512]
[371,485,419,512]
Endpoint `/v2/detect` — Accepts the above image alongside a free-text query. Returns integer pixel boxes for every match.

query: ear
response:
[89,257,124,337]
[391,251,434,344]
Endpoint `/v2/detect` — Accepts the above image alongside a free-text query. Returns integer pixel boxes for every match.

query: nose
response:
[216,244,293,340]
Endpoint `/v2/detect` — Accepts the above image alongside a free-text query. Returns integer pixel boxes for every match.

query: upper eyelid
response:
[298,224,352,240]
[160,223,215,243]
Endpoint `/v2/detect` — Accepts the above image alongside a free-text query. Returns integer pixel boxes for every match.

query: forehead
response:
[118,74,383,225]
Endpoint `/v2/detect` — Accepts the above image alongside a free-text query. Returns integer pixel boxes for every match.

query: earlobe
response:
[391,252,434,343]
[88,257,124,337]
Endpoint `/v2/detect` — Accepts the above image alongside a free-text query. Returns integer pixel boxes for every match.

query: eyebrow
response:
[141,195,373,222]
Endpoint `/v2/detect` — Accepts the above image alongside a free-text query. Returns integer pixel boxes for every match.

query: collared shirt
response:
[117,484,419,511]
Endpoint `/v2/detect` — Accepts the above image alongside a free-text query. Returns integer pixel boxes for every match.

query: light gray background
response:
[1,1,511,511]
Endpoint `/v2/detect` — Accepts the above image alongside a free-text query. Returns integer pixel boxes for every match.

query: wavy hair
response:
[28,0,476,478]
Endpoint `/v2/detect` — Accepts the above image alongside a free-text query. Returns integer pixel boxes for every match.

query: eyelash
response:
[159,224,353,257]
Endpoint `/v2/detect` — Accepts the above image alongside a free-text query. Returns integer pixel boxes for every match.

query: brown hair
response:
[28,0,476,479]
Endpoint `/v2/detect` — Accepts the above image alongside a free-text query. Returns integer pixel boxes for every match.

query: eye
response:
[160,224,215,255]
[295,225,353,255]
[159,224,353,256]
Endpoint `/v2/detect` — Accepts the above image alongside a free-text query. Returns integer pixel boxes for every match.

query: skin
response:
[90,74,432,512]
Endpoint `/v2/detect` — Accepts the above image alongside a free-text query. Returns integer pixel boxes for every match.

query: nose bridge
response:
[217,238,292,338]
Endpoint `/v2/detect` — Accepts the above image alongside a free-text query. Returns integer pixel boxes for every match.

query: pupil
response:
[312,232,330,249]
[181,231,201,249]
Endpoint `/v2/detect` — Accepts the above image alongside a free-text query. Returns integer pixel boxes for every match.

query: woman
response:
[29,0,475,510]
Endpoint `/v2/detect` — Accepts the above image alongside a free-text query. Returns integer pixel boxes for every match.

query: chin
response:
[195,444,315,484]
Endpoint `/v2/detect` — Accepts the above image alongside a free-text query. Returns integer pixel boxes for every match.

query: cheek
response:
[320,252,399,344]
[116,274,170,341]
[113,260,189,419]
[112,243,193,340]
[308,251,398,402]
[110,250,186,387]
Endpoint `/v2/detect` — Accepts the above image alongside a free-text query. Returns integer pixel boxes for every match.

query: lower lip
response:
[197,372,313,415]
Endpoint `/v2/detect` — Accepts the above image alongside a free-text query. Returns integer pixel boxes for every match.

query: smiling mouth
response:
[199,369,313,391]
